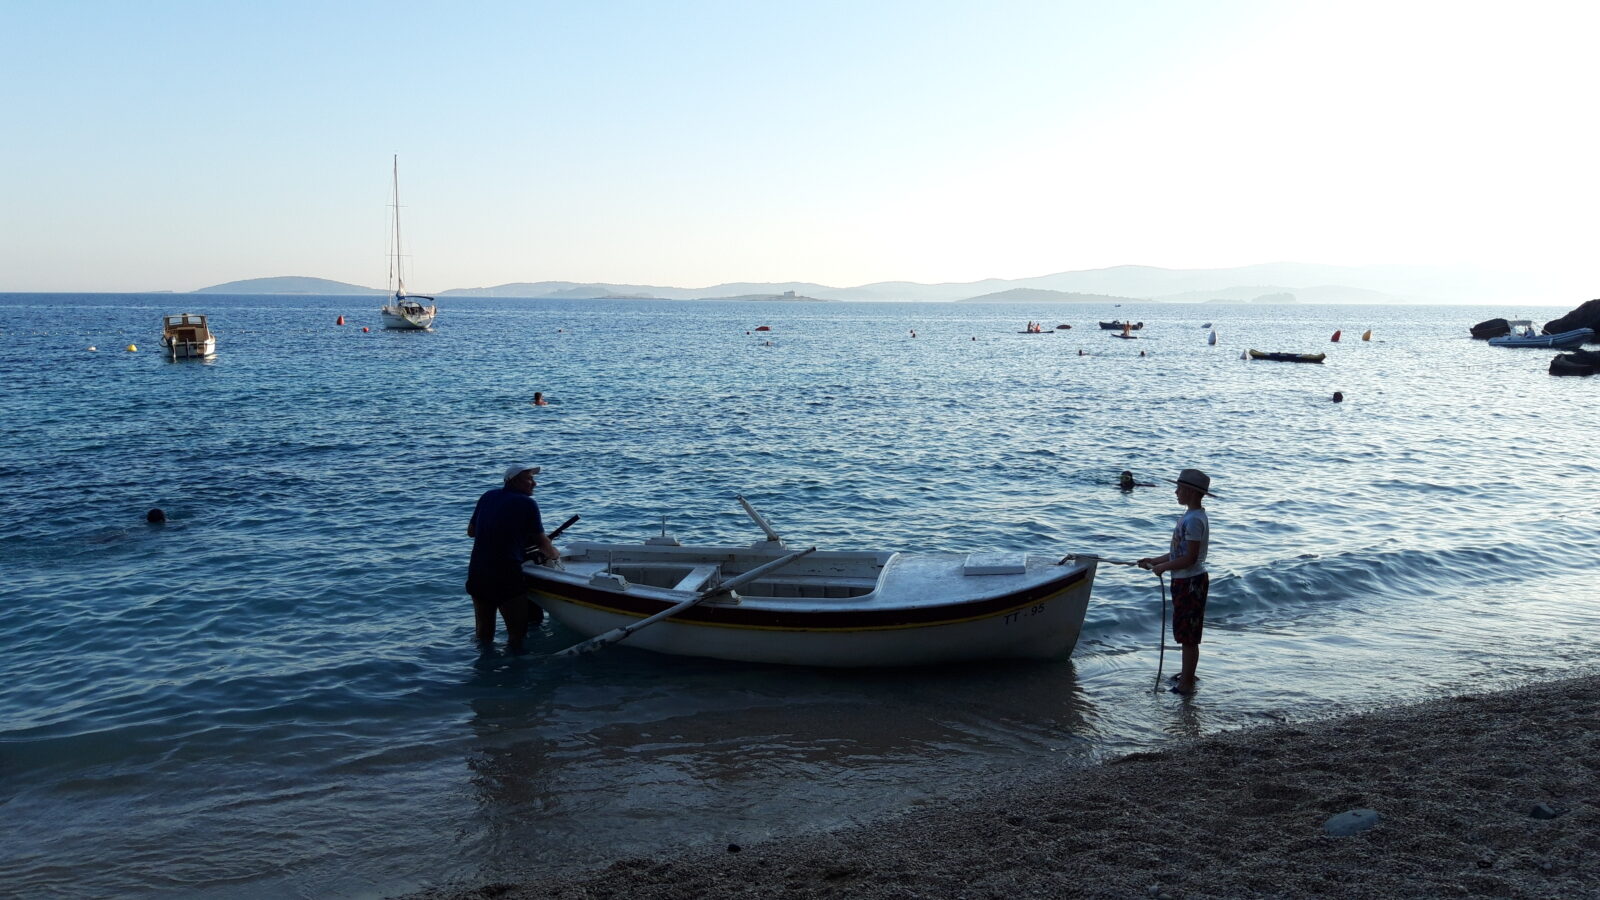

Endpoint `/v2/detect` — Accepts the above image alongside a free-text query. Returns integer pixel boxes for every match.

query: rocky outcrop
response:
[1544,299,1600,335]
[1470,317,1511,339]
[1550,348,1600,376]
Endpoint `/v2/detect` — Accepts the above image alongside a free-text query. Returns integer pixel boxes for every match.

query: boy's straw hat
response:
[1165,468,1217,498]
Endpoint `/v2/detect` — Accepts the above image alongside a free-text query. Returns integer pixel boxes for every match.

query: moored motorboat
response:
[1248,349,1325,363]
[523,499,1098,667]
[1487,321,1593,349]
[160,313,217,359]
[1099,320,1143,330]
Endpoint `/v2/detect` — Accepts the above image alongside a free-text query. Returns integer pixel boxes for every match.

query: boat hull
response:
[1248,350,1325,363]
[524,545,1097,667]
[380,307,436,330]
[1487,327,1593,349]
[161,336,216,358]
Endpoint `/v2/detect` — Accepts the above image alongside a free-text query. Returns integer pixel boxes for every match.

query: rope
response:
[1059,554,1171,692]
[1153,572,1168,693]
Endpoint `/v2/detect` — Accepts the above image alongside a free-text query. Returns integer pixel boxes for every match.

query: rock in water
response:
[1470,317,1511,339]
[1323,808,1381,836]
[1544,298,1600,335]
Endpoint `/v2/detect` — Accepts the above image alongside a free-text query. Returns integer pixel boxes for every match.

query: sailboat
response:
[379,155,436,330]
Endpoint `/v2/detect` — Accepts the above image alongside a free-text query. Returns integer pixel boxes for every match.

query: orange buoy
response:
[1362,329,1372,341]
[336,315,345,326]
[1331,330,1341,342]
[362,326,370,333]
[754,325,771,332]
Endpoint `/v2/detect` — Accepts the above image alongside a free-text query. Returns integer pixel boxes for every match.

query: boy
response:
[1138,468,1213,695]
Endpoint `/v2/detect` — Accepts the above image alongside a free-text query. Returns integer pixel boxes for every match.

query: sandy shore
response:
[418,674,1600,899]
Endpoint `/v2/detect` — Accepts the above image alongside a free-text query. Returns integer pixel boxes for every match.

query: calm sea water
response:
[2,293,1596,898]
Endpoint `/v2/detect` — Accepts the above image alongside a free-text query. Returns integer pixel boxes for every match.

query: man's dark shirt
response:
[467,487,544,599]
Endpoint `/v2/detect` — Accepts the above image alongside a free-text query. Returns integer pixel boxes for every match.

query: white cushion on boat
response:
[962,553,1027,576]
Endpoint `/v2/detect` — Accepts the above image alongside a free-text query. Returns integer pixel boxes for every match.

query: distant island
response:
[187,262,1545,305]
[957,288,1142,304]
[703,291,834,302]
[196,276,385,295]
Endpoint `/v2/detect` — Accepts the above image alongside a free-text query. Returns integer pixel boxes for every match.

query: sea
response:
[1,293,1595,898]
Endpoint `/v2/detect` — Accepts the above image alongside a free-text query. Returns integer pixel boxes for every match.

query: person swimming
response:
[532,392,549,406]
[1119,470,1155,491]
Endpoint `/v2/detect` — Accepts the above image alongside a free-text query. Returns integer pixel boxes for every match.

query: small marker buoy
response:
[1362,329,1372,341]
[336,315,345,326]
[126,344,138,352]
[362,326,370,333]
[754,325,770,331]
[1331,329,1341,342]
[87,346,97,352]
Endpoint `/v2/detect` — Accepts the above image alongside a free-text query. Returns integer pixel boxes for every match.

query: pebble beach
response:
[421,674,1600,900]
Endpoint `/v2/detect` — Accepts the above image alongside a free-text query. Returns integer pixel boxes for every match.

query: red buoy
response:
[754,325,771,331]
[336,315,345,326]
[362,326,370,333]
[1331,330,1341,342]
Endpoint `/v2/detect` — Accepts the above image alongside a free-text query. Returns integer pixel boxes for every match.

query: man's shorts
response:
[1170,573,1209,645]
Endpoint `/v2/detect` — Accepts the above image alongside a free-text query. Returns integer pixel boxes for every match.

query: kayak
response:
[1248,350,1325,364]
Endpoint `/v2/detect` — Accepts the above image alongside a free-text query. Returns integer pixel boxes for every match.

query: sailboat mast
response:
[391,154,405,298]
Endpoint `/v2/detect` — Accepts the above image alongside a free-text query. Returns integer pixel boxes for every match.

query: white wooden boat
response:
[1487,320,1593,349]
[523,499,1097,667]
[379,155,436,330]
[160,313,217,359]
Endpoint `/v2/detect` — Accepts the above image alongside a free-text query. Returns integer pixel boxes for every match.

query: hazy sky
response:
[4,1,1597,293]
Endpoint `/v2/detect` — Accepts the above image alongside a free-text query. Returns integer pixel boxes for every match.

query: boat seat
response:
[673,565,722,592]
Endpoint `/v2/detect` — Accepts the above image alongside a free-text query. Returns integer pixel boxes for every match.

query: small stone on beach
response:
[1323,807,1380,836]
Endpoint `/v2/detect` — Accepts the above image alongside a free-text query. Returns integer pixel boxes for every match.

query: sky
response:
[3,0,1598,294]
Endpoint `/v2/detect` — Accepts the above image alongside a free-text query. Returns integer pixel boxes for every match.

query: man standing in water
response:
[1138,468,1213,696]
[467,464,560,653]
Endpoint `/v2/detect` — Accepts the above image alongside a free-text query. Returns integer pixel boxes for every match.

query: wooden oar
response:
[554,546,817,658]
[527,514,581,562]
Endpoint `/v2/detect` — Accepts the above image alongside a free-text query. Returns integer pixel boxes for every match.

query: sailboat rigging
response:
[379,155,437,330]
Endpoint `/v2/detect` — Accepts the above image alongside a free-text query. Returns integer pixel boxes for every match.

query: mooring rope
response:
[1059,554,1170,692]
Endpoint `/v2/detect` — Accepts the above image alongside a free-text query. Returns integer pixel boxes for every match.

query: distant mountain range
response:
[194,263,1548,305]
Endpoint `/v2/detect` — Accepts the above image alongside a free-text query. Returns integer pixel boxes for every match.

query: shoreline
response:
[417,673,1599,899]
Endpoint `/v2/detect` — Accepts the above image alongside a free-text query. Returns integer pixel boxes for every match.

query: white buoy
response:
[87,346,97,352]
[1240,349,1249,360]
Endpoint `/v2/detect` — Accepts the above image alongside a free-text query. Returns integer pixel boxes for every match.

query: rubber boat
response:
[1099,320,1143,330]
[522,498,1098,667]
[1248,349,1325,363]
[1487,321,1594,349]
[160,313,217,359]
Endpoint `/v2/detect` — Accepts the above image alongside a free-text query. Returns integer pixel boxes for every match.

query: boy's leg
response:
[1178,644,1200,690]
[1169,573,1208,693]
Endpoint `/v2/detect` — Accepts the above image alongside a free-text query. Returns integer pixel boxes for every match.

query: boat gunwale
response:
[525,555,1092,631]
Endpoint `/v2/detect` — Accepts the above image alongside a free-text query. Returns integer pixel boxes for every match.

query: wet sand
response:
[418,674,1600,899]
